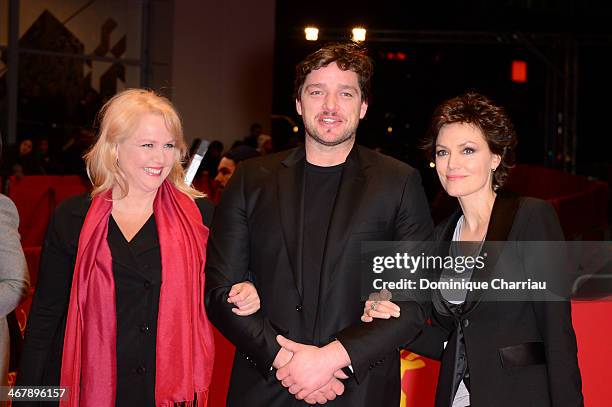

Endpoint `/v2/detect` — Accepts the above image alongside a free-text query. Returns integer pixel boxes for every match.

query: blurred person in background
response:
[189,140,225,198]
[213,145,260,197]
[256,134,273,155]
[34,137,60,174]
[60,127,97,176]
[243,123,263,149]
[9,139,43,178]
[200,140,224,180]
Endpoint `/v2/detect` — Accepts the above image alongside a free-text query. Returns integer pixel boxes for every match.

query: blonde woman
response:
[18,89,259,406]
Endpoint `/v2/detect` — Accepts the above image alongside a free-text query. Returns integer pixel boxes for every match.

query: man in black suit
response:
[205,43,434,406]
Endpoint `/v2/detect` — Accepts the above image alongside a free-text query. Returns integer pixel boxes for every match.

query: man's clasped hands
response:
[273,335,351,405]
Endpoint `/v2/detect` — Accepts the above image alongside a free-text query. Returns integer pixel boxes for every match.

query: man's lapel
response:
[277,147,306,300]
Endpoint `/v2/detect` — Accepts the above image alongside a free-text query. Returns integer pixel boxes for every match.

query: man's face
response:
[296,62,368,147]
[214,157,237,190]
[20,139,33,155]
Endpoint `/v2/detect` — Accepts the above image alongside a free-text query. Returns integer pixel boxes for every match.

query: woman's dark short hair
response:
[423,92,518,189]
[294,42,373,103]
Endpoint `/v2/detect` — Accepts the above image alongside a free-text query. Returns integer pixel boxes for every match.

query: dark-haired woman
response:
[363,92,583,406]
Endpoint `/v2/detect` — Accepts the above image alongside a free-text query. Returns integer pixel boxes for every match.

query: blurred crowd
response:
[0,128,95,181]
[1,121,291,204]
[185,122,295,203]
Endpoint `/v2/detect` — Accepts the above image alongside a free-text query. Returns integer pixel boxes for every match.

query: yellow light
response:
[387,126,393,133]
[429,162,436,168]
[292,126,299,133]
[352,27,366,42]
[305,27,319,41]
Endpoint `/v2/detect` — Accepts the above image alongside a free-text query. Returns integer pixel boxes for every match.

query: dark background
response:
[272,0,612,182]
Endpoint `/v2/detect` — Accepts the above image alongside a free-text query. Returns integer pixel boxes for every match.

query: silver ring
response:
[370,301,378,311]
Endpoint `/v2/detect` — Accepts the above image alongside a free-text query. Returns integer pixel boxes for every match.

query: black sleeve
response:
[396,297,451,361]
[336,170,434,383]
[195,197,215,228]
[404,324,448,360]
[204,165,282,377]
[17,199,84,390]
[335,303,426,382]
[521,200,584,406]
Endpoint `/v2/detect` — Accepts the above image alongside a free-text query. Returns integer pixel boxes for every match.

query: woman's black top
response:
[108,214,161,406]
[16,194,214,407]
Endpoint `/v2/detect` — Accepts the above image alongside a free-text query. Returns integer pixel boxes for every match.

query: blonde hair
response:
[85,88,203,199]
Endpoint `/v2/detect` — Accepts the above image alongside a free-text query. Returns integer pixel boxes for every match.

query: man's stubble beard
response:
[303,121,357,147]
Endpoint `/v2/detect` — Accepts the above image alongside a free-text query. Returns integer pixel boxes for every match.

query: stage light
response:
[429,162,436,168]
[293,126,299,133]
[387,126,393,133]
[305,27,319,41]
[352,27,366,42]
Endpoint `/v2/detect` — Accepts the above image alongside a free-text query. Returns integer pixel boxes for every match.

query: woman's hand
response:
[361,300,400,322]
[227,281,261,316]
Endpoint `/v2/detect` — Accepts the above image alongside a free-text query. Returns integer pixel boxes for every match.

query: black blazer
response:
[16,193,214,406]
[204,145,434,406]
[409,192,583,407]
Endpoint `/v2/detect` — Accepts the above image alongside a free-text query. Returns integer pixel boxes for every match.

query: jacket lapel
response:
[463,191,522,313]
[318,146,369,301]
[277,147,306,300]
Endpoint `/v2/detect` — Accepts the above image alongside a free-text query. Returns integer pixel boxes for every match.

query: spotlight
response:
[305,27,319,41]
[352,27,366,42]
[429,162,436,168]
[292,126,299,133]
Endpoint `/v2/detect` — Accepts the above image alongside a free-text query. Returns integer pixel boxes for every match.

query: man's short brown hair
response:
[294,42,373,103]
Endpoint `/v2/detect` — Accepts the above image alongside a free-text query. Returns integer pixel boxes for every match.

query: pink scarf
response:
[60,180,215,406]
